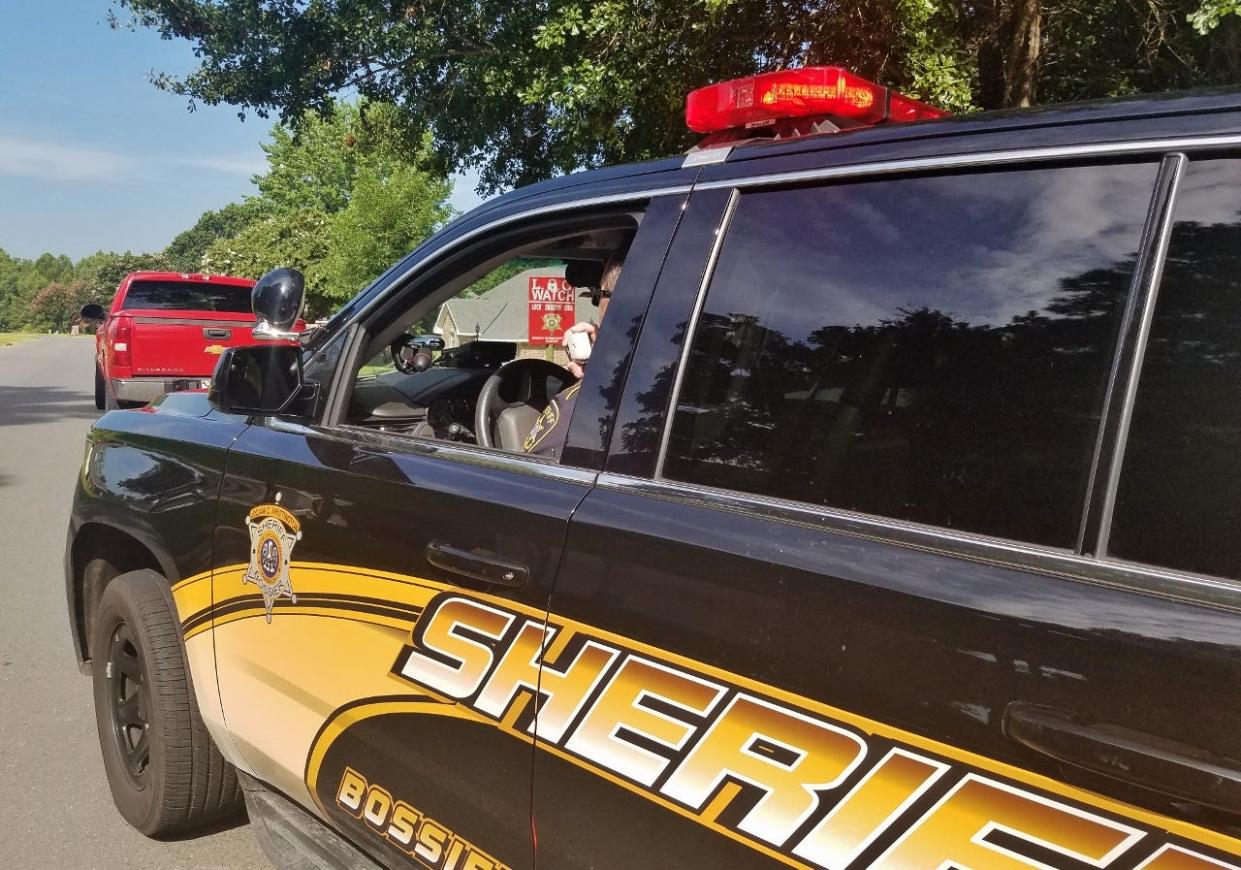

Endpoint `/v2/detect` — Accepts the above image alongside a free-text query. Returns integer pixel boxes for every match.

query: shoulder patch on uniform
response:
[524,382,582,453]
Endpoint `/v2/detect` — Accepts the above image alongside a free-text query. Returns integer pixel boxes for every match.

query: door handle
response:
[204,327,231,339]
[426,542,528,589]
[1004,703,1241,813]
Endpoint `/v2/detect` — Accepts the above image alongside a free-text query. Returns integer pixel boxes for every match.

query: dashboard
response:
[350,367,493,442]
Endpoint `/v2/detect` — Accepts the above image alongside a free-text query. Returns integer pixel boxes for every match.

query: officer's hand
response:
[561,322,597,379]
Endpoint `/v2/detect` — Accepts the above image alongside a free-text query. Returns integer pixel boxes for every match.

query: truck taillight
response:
[112,322,132,369]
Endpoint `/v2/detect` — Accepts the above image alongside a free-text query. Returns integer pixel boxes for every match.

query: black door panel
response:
[533,482,1241,867]
[533,159,1241,867]
[213,422,593,870]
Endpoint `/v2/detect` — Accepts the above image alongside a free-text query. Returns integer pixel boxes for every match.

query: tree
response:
[164,199,273,271]
[28,281,96,332]
[0,250,77,329]
[201,210,334,315]
[197,101,451,312]
[0,249,180,330]
[114,0,1241,194]
[1191,0,1241,32]
[257,100,422,214]
[74,250,172,306]
[324,161,454,300]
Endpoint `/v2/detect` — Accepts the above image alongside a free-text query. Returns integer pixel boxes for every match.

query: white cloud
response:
[0,134,132,181]
[0,135,268,183]
[173,155,267,177]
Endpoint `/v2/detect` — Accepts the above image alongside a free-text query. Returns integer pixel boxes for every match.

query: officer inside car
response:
[522,253,623,458]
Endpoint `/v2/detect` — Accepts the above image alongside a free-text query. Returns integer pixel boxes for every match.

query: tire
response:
[104,374,119,411]
[90,570,242,836]
[95,366,106,410]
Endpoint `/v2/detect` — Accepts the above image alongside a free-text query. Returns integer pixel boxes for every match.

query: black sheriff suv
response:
[66,66,1241,870]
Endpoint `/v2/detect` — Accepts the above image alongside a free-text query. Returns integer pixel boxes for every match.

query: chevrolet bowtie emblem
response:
[205,344,226,355]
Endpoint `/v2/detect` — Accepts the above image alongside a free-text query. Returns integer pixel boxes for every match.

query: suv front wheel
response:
[90,570,242,835]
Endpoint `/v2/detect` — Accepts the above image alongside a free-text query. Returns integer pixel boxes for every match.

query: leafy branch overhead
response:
[197,101,455,317]
[113,0,1240,194]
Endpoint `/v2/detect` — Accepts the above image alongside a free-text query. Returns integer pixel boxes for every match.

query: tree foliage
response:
[164,199,273,272]
[74,250,172,303]
[1191,0,1241,33]
[202,209,333,313]
[201,101,454,314]
[0,248,177,330]
[257,101,422,213]
[0,250,76,330]
[28,281,97,331]
[324,161,454,300]
[113,0,1241,191]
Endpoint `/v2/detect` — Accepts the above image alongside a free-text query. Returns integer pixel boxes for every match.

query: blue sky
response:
[0,0,484,261]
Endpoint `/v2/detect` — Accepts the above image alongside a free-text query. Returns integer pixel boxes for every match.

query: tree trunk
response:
[1002,0,1041,107]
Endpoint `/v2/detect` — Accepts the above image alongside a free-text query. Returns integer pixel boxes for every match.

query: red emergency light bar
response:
[686,66,947,135]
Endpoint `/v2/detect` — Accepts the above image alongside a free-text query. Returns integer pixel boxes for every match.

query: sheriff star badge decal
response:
[244,503,302,621]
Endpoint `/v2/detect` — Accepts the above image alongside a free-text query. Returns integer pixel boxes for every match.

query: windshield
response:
[121,280,253,313]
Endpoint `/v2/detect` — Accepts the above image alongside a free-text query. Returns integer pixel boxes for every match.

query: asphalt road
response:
[0,336,270,869]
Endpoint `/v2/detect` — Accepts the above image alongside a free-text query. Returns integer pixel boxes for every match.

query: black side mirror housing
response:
[413,335,446,351]
[80,303,106,321]
[209,345,304,415]
[252,267,305,341]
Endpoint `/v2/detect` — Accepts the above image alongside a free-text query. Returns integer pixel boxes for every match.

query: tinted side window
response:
[663,164,1158,548]
[1110,159,1241,578]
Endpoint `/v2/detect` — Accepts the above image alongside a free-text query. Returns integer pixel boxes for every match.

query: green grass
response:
[0,332,41,348]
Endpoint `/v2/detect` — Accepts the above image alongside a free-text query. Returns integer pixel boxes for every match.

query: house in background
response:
[433,265,596,365]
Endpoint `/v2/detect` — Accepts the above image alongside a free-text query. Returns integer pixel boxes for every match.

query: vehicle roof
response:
[469,87,1241,217]
[314,87,1241,345]
[122,271,256,287]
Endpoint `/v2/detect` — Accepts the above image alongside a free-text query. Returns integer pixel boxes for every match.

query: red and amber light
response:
[685,66,947,133]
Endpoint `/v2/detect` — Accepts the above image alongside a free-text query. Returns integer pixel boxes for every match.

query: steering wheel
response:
[390,334,427,374]
[475,358,575,450]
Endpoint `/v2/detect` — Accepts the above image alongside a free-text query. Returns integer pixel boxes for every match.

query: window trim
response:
[1093,153,1187,557]
[652,149,1241,598]
[652,188,740,480]
[266,416,599,488]
[599,471,1241,612]
[695,134,1241,193]
[327,186,693,344]
[315,192,682,465]
[1076,154,1187,555]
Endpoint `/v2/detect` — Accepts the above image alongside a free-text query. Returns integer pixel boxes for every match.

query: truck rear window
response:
[121,280,253,313]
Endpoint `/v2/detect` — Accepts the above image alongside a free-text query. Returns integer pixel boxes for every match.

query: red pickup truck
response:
[86,271,290,410]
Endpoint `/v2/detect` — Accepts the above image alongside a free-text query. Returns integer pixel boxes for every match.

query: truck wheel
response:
[90,570,242,836]
[95,367,106,410]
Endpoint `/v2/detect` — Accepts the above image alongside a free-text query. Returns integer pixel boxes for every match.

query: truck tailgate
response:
[128,312,258,378]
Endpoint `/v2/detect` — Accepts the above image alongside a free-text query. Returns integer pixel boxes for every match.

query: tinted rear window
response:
[1109,159,1241,578]
[662,162,1158,549]
[121,280,253,313]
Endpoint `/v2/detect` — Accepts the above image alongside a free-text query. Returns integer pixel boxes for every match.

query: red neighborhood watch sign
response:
[528,275,576,346]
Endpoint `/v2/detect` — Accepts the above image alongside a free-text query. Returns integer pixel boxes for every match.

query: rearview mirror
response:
[80,303,106,321]
[209,345,303,415]
[252,267,305,341]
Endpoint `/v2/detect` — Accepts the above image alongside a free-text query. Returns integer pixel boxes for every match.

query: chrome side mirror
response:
[252,267,305,341]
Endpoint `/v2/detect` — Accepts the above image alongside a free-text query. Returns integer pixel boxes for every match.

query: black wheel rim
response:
[106,622,151,788]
